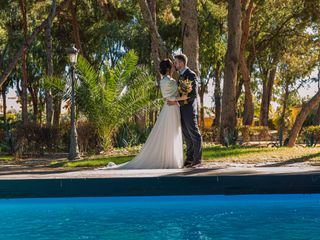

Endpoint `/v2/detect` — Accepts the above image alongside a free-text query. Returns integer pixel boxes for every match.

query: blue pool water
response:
[0,194,320,240]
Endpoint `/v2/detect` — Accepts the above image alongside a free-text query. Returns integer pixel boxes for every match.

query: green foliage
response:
[301,126,320,147]
[43,75,68,100]
[114,123,152,148]
[76,50,157,148]
[198,1,227,82]
[1,0,320,153]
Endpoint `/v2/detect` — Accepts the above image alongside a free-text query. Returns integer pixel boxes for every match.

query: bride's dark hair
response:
[159,59,172,75]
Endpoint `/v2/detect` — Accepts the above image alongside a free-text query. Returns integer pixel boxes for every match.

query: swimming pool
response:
[0,194,319,239]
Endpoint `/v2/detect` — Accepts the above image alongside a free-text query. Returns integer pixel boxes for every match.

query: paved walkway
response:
[1,164,320,180]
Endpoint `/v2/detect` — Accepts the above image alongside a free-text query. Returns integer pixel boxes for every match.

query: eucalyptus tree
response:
[0,0,71,89]
[277,31,319,146]
[220,0,242,146]
[249,0,319,126]
[198,0,227,128]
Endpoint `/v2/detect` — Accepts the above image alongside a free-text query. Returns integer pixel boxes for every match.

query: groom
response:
[168,54,202,168]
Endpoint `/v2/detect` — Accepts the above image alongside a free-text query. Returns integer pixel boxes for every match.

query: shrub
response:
[77,121,102,154]
[113,123,153,148]
[14,123,61,158]
[202,126,220,142]
[238,126,271,142]
[301,126,320,147]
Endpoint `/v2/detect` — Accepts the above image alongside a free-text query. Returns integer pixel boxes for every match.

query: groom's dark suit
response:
[178,67,202,165]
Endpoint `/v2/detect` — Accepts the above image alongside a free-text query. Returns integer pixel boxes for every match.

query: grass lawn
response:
[54,144,320,168]
[61,155,134,168]
[0,155,14,161]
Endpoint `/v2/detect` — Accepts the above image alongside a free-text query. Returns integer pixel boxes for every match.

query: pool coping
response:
[1,171,320,198]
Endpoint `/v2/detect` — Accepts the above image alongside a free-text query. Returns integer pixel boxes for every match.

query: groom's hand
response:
[167,100,178,106]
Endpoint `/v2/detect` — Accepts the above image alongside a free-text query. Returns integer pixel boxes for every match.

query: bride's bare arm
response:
[166,95,188,106]
[166,95,188,102]
[175,95,188,101]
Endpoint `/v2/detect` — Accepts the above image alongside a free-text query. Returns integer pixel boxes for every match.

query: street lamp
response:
[67,44,80,160]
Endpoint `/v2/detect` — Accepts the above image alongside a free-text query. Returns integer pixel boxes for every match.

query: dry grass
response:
[53,144,320,168]
[203,144,320,165]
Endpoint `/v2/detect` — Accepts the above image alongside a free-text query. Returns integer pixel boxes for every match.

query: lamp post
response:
[67,44,80,160]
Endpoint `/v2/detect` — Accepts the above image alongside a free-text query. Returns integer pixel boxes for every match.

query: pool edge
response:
[0,174,320,198]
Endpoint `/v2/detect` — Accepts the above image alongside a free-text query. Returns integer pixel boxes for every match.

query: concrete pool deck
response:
[1,164,320,179]
[1,165,320,198]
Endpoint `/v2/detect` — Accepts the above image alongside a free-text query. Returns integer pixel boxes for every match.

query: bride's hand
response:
[177,95,188,101]
[179,95,189,101]
[167,100,178,106]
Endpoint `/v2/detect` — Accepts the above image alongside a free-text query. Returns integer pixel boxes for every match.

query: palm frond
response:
[42,75,69,100]
[75,50,157,148]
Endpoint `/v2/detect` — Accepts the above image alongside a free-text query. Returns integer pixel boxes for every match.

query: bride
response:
[108,59,188,169]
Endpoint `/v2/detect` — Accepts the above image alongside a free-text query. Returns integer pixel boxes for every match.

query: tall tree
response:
[138,0,169,84]
[69,0,83,53]
[198,1,226,128]
[45,0,56,127]
[181,0,200,75]
[220,0,242,145]
[259,62,277,126]
[239,0,254,125]
[1,84,7,123]
[19,0,29,125]
[213,61,222,126]
[278,75,290,146]
[287,90,320,147]
[0,0,71,89]
[147,0,161,82]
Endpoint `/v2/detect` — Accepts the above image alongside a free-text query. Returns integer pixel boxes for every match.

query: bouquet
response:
[178,78,193,104]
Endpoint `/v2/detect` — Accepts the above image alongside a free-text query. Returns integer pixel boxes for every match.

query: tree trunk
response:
[235,76,243,103]
[213,63,221,126]
[220,0,242,145]
[19,0,29,125]
[287,90,320,147]
[1,86,6,123]
[147,0,162,85]
[145,0,160,122]
[181,0,200,75]
[53,98,61,129]
[260,74,268,123]
[315,104,320,125]
[69,0,83,53]
[239,0,254,126]
[138,0,168,61]
[28,86,38,123]
[279,79,289,146]
[259,66,277,126]
[0,0,71,88]
[38,92,43,125]
[45,0,56,127]
[199,89,205,128]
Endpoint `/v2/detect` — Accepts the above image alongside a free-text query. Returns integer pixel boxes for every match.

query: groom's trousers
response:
[180,104,202,163]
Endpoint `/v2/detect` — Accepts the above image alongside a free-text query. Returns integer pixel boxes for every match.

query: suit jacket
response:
[178,67,198,114]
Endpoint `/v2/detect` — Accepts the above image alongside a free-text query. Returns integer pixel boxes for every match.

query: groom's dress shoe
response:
[190,160,202,168]
[184,163,193,168]
[191,163,201,168]
[184,161,193,167]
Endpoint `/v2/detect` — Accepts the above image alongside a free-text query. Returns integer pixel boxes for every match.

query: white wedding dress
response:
[109,75,183,169]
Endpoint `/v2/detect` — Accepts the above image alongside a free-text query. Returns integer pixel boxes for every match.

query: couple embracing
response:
[109,54,202,169]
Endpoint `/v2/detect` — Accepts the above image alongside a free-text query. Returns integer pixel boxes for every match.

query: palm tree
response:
[76,50,157,149]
